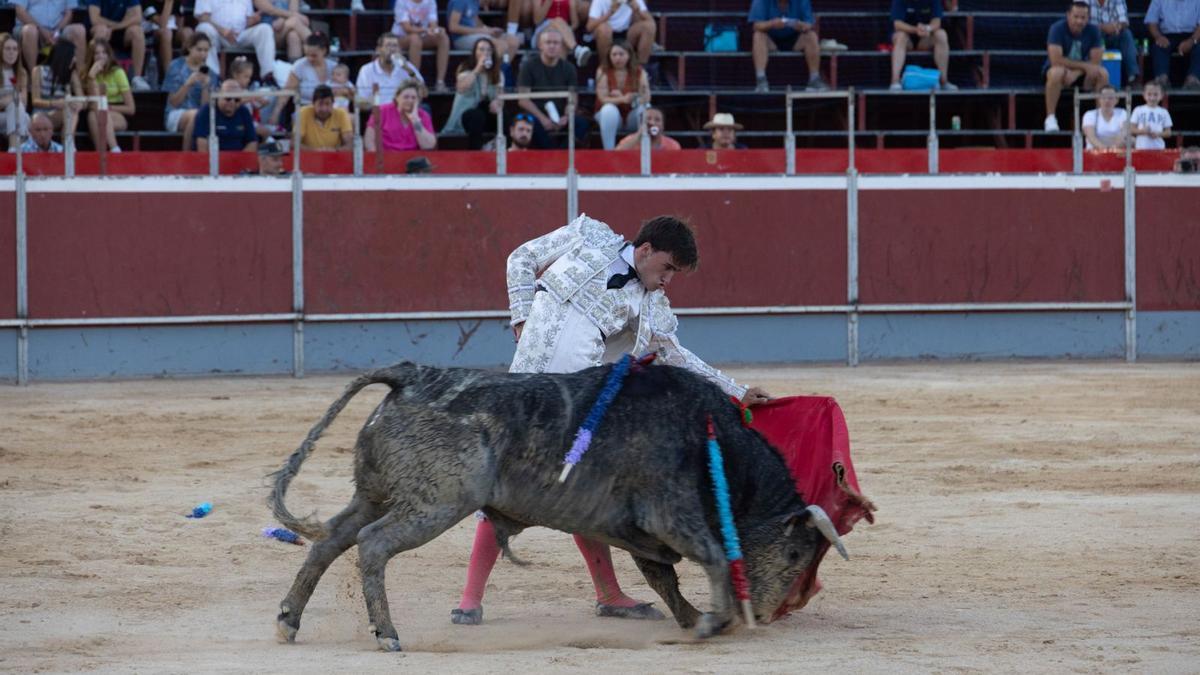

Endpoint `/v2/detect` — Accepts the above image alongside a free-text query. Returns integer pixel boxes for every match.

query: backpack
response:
[901,65,941,90]
[704,24,739,52]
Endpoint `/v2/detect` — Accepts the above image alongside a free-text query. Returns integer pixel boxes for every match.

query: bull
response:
[269,361,847,651]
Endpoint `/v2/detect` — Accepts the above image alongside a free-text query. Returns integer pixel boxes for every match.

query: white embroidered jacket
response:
[506,214,747,399]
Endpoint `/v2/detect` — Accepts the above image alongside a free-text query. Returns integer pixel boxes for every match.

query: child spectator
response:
[85,0,151,90]
[162,32,214,149]
[1130,80,1172,150]
[394,0,451,92]
[30,38,83,146]
[230,56,276,138]
[1082,84,1128,150]
[80,37,134,152]
[443,36,503,149]
[331,63,355,110]
[363,78,437,151]
[594,39,648,150]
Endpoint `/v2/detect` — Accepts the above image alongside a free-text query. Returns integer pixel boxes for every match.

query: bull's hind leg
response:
[631,556,702,629]
[357,505,475,652]
[278,495,383,643]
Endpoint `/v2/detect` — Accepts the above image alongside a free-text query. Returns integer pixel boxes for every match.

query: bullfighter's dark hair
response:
[634,216,699,271]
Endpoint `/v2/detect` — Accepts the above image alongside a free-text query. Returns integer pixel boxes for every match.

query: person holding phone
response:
[162,32,216,149]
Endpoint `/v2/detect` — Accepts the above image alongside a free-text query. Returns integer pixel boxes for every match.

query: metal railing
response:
[1073,89,1134,174]
[63,95,109,177]
[494,89,577,177]
[784,88,855,175]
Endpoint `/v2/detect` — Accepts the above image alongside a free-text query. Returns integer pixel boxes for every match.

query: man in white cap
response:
[704,112,746,150]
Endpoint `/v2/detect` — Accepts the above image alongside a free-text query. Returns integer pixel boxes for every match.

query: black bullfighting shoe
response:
[450,607,483,625]
[595,602,666,620]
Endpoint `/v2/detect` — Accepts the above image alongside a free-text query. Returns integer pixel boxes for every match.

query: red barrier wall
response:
[578,190,847,307]
[858,189,1127,303]
[0,192,14,319]
[303,189,565,313]
[1137,187,1200,311]
[0,149,1180,177]
[25,193,293,318]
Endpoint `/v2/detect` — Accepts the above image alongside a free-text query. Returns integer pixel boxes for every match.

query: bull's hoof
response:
[695,613,731,639]
[276,606,299,644]
[595,602,666,621]
[376,636,403,652]
[673,606,702,630]
[450,607,483,625]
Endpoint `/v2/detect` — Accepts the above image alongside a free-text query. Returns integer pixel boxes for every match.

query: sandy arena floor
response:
[1,362,1197,674]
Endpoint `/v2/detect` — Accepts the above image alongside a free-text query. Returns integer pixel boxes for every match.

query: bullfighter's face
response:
[634,243,683,292]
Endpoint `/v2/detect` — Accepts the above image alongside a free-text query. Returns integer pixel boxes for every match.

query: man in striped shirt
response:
[1087,0,1139,85]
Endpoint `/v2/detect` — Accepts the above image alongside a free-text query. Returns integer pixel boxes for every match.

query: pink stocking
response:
[457,518,501,610]
[573,534,639,607]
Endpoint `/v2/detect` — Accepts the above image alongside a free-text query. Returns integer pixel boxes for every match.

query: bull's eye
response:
[788,549,800,564]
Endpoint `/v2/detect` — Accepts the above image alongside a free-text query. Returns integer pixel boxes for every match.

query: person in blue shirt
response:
[85,0,151,91]
[193,79,259,152]
[1144,0,1200,89]
[1043,1,1107,131]
[748,0,829,92]
[889,0,957,91]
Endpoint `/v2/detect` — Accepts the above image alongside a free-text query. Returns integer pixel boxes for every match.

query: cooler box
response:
[1103,50,1122,85]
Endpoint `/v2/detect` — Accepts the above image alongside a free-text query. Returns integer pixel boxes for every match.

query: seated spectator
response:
[1082,84,1128,150]
[298,84,351,150]
[1175,145,1200,172]
[194,0,277,82]
[363,79,437,151]
[12,0,87,75]
[483,0,532,44]
[703,112,746,150]
[229,56,277,138]
[516,27,590,149]
[749,0,828,92]
[594,39,648,150]
[1,33,32,149]
[163,33,215,149]
[356,33,426,111]
[194,79,259,151]
[251,138,286,174]
[448,0,522,64]
[80,37,134,152]
[394,0,451,92]
[889,0,956,91]
[271,32,335,128]
[1131,80,1173,149]
[1144,0,1200,90]
[85,0,151,90]
[443,36,503,149]
[30,38,83,145]
[11,112,64,152]
[147,0,195,86]
[330,63,355,110]
[1043,2,1107,132]
[508,111,534,150]
[532,0,593,66]
[586,0,655,66]
[1087,0,1139,87]
[614,105,680,150]
[260,0,313,62]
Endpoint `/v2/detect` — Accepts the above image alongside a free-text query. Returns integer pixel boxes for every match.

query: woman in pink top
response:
[364,79,438,151]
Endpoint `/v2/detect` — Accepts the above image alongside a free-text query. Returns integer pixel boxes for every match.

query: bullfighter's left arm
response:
[646,296,748,400]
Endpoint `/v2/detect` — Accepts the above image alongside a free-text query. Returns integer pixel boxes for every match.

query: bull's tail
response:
[268,364,417,541]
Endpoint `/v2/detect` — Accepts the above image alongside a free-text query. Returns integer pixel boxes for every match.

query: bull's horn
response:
[805,505,849,561]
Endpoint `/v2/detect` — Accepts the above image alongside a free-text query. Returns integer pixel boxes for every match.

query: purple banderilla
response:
[558,354,635,482]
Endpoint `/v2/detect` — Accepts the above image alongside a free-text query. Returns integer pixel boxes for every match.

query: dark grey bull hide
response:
[269,361,846,651]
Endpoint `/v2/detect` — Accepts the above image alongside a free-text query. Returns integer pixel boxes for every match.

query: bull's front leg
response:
[631,556,702,629]
[696,561,735,639]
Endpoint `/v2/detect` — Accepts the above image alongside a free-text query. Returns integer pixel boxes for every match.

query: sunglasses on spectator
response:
[513,113,535,124]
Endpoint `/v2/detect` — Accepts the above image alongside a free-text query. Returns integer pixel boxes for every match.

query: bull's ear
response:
[780,509,809,537]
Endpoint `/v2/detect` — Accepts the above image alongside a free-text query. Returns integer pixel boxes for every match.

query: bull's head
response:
[740,505,848,624]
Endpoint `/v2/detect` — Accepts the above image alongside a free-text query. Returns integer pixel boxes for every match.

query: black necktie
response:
[606,266,638,289]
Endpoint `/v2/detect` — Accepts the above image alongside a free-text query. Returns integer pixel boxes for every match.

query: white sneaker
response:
[1044,115,1059,132]
[131,75,151,91]
[819,38,847,52]
[941,81,958,91]
[889,82,903,91]
[350,0,364,11]
[574,45,592,67]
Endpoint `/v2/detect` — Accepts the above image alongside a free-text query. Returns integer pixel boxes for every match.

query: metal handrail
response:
[494,89,577,176]
[63,95,109,177]
[205,88,299,177]
[784,88,855,175]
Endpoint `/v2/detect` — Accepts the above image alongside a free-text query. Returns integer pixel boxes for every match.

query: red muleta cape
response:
[742,396,876,620]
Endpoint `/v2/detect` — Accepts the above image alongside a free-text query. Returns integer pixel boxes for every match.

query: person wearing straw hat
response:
[703,112,746,150]
[450,214,772,627]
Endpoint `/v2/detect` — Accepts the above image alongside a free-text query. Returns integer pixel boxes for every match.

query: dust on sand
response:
[1,363,1197,673]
